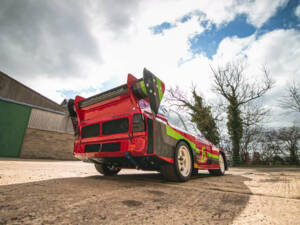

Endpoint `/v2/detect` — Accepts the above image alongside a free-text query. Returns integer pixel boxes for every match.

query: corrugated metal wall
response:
[27,108,74,134]
[0,100,31,157]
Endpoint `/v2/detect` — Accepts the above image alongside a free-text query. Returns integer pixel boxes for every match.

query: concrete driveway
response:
[0,159,300,225]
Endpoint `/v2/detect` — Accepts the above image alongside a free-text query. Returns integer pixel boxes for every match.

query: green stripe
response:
[166,125,219,160]
[156,77,163,101]
[207,152,219,159]
[139,81,147,95]
[200,146,207,163]
[166,125,200,154]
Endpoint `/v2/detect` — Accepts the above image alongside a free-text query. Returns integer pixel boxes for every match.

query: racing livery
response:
[68,68,228,181]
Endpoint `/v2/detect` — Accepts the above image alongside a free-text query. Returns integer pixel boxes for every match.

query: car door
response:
[194,136,209,167]
[184,120,209,168]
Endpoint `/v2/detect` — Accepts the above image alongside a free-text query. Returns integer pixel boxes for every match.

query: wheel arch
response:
[219,151,228,170]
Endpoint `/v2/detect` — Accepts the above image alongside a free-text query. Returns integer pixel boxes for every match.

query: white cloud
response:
[1,0,297,130]
[245,29,300,127]
[209,29,300,127]
[137,0,288,31]
[212,35,255,64]
[232,0,288,27]
[295,3,300,18]
[134,0,236,28]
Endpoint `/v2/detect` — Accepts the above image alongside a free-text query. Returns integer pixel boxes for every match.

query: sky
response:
[0,0,299,127]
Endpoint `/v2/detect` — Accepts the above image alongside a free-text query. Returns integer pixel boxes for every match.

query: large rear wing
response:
[67,68,165,129]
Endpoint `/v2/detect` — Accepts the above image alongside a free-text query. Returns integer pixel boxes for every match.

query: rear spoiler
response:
[131,68,165,116]
[67,68,165,128]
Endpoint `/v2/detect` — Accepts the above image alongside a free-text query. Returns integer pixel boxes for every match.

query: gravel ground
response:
[0,158,300,225]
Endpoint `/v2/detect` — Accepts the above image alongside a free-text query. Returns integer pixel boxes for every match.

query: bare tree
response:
[240,101,270,163]
[254,126,300,165]
[279,82,300,113]
[240,125,262,162]
[256,128,283,165]
[211,62,274,165]
[241,101,270,127]
[166,85,190,111]
[277,126,300,165]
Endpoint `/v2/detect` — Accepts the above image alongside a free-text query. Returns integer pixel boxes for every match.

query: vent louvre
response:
[102,118,129,135]
[85,144,100,153]
[102,142,121,152]
[81,123,100,139]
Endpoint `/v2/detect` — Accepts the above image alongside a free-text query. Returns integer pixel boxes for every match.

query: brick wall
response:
[21,128,76,160]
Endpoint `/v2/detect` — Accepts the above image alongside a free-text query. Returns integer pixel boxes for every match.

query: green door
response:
[0,100,31,157]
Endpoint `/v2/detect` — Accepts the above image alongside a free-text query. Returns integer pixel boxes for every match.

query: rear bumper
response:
[73,133,153,160]
[74,149,151,160]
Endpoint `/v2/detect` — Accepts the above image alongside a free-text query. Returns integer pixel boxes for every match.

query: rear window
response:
[102,118,129,135]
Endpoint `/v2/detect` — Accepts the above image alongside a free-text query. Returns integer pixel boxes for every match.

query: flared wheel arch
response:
[160,140,193,182]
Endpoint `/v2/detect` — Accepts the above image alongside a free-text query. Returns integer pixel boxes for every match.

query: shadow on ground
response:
[0,173,252,225]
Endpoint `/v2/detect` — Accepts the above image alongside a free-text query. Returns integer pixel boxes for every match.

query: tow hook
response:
[125,152,139,169]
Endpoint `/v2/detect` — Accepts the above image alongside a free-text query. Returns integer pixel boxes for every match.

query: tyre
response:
[209,153,225,176]
[94,163,121,176]
[161,142,193,182]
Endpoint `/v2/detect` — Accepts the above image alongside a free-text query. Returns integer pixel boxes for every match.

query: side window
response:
[184,120,204,138]
[167,110,186,131]
[158,105,168,116]
[185,121,198,135]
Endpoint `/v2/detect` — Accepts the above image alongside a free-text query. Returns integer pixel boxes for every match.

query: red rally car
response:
[68,68,228,182]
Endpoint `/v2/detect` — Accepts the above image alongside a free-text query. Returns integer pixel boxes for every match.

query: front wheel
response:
[161,142,192,182]
[209,153,225,176]
[94,163,121,176]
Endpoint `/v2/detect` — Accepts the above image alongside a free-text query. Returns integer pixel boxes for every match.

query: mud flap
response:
[152,119,176,158]
[67,99,77,132]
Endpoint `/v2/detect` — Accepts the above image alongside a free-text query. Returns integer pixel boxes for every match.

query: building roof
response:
[0,70,65,112]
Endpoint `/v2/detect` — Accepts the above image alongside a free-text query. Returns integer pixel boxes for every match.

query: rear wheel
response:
[209,153,225,176]
[94,163,121,176]
[161,142,192,182]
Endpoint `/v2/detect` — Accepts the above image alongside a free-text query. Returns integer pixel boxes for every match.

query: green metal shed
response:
[0,99,31,157]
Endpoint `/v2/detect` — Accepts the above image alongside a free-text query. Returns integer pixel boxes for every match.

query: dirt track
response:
[0,159,300,225]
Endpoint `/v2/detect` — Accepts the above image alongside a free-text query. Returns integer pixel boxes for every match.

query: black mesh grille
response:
[81,123,100,139]
[147,118,154,154]
[101,142,121,152]
[102,118,129,135]
[85,144,100,153]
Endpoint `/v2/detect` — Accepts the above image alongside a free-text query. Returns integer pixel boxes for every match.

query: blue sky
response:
[150,0,300,59]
